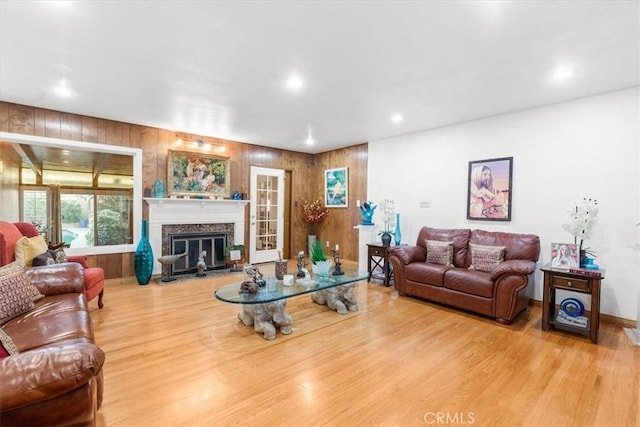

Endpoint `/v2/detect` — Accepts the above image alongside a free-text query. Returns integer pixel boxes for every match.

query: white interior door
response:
[250,166,285,264]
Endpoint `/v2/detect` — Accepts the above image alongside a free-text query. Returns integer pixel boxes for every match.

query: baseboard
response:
[528,299,636,328]
[623,328,640,346]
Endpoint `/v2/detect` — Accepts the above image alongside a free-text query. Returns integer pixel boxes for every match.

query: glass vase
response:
[134,219,154,285]
[394,213,402,246]
[153,179,165,198]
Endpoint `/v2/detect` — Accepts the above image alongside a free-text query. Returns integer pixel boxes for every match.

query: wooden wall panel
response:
[0,101,368,276]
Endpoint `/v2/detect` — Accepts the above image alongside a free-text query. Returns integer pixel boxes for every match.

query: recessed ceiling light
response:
[53,80,74,98]
[286,74,303,91]
[551,65,574,82]
[391,114,403,123]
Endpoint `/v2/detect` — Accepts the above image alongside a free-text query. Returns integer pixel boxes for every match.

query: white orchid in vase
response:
[378,199,396,240]
[562,198,599,259]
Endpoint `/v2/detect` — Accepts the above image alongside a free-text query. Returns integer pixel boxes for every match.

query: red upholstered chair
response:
[1,221,105,308]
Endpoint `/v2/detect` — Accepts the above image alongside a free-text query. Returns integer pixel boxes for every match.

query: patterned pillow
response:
[32,251,56,267]
[425,240,454,266]
[469,243,506,273]
[14,235,49,267]
[0,328,19,358]
[0,261,39,323]
[51,248,68,263]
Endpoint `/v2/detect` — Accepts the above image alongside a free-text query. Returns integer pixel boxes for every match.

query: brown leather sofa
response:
[0,263,105,426]
[388,227,540,324]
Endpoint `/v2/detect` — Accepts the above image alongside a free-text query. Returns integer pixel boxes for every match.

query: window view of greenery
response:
[21,162,133,248]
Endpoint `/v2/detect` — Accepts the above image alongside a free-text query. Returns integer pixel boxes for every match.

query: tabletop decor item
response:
[310,239,332,278]
[562,198,599,267]
[359,201,377,225]
[331,245,344,276]
[378,199,395,246]
[394,212,402,246]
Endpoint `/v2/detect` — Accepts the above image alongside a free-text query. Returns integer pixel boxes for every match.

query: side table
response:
[541,264,604,343]
[367,244,392,286]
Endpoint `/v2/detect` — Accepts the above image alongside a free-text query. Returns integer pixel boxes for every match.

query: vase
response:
[153,179,165,198]
[381,233,392,247]
[312,260,333,279]
[394,213,402,246]
[307,235,317,258]
[134,219,154,285]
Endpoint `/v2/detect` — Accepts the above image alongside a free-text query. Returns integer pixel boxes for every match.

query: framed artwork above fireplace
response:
[167,150,231,198]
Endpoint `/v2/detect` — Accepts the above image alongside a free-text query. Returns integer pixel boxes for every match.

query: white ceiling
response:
[1,1,638,154]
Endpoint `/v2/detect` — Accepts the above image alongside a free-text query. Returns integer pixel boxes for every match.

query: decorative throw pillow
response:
[14,235,49,267]
[469,243,506,273]
[0,261,39,323]
[0,328,19,358]
[425,240,454,266]
[32,251,56,267]
[51,248,68,263]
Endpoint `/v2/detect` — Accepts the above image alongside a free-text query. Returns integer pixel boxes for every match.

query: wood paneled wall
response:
[0,101,368,278]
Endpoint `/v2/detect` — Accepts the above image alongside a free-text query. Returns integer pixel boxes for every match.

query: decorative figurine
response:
[157,252,187,282]
[243,264,266,287]
[196,251,207,277]
[331,246,344,276]
[296,251,307,278]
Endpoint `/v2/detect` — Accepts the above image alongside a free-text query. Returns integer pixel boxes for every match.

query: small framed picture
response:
[550,242,579,269]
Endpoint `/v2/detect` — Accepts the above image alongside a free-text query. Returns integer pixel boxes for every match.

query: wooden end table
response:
[541,263,604,343]
[367,243,393,286]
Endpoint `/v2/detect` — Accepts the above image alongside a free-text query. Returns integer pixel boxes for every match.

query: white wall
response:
[368,87,640,320]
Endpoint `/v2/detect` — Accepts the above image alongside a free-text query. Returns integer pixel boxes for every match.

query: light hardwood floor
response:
[92,262,639,427]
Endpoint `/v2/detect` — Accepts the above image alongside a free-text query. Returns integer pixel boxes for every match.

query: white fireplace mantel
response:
[144,198,249,274]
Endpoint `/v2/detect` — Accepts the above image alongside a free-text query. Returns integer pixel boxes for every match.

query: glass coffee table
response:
[214,269,368,340]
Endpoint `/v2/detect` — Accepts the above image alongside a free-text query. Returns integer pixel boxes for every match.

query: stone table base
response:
[237,300,293,340]
[311,284,358,314]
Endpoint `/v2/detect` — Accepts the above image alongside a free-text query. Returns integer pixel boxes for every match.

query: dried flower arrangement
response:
[300,199,329,235]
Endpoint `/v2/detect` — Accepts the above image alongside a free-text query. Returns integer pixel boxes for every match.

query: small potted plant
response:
[310,239,332,278]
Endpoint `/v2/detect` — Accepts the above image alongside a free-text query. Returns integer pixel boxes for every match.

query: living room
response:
[1,1,639,426]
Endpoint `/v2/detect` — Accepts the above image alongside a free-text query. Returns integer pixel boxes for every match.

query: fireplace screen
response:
[169,232,227,275]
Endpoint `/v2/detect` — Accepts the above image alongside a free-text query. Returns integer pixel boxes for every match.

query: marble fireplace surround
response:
[144,198,249,275]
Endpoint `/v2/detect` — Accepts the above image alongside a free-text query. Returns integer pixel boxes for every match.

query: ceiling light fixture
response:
[286,74,303,91]
[391,114,404,123]
[53,80,73,98]
[551,65,574,82]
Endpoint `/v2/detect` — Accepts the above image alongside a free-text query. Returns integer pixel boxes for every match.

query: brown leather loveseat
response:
[0,262,105,426]
[388,227,540,324]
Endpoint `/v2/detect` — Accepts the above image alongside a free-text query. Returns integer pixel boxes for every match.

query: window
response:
[3,131,142,256]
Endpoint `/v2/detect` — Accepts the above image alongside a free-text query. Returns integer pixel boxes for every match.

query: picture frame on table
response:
[550,242,579,269]
[467,156,513,221]
[324,167,348,208]
[167,150,230,198]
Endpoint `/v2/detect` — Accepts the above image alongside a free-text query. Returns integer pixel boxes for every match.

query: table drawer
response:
[369,247,385,257]
[551,275,590,291]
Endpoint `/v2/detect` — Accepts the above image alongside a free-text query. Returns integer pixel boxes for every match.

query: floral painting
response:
[167,150,230,197]
[324,167,348,208]
[467,157,513,221]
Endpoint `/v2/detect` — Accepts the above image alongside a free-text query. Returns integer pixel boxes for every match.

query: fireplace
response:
[145,198,249,275]
[163,224,232,276]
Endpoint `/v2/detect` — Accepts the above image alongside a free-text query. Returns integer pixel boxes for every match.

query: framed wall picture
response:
[550,242,579,269]
[167,150,230,198]
[324,167,348,208]
[467,156,513,221]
